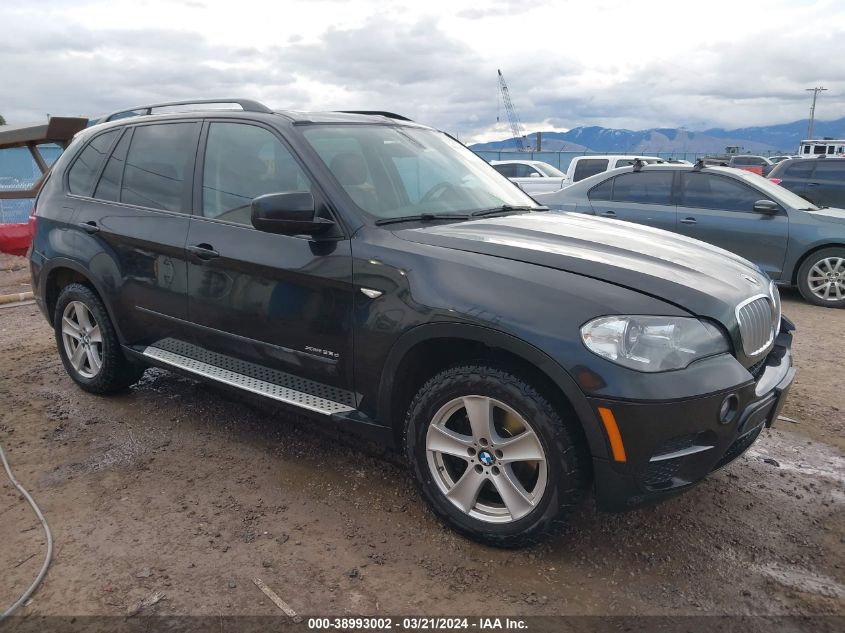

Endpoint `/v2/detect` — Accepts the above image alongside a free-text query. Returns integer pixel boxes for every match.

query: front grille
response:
[713,425,763,470]
[736,295,775,357]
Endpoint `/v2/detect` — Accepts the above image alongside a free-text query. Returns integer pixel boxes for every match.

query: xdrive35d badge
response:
[30,98,795,546]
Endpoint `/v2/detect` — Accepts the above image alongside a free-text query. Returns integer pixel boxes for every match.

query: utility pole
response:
[805,87,828,139]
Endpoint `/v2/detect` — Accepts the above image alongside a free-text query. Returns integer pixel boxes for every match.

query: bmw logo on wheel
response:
[478,450,494,466]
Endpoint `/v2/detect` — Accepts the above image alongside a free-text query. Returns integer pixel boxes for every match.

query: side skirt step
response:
[142,344,355,416]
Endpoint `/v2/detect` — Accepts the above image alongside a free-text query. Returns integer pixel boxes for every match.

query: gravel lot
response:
[1,253,843,625]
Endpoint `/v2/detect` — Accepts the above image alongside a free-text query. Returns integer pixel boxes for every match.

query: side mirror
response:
[753,199,780,215]
[528,172,541,178]
[251,192,335,235]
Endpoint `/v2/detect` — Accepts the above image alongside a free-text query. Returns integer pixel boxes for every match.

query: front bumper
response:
[589,321,795,512]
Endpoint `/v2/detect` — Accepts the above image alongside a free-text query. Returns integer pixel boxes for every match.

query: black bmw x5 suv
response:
[29,99,795,546]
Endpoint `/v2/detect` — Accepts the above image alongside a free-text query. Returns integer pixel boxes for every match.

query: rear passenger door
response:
[675,172,789,279]
[776,160,813,201]
[71,122,200,345]
[184,120,355,397]
[587,171,677,232]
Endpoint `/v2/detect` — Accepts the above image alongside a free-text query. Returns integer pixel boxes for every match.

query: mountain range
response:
[470,117,845,154]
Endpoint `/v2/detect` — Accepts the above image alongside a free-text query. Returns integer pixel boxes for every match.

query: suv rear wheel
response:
[54,283,145,393]
[405,364,586,547]
[797,247,845,308]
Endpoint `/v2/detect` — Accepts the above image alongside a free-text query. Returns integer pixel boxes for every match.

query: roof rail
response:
[336,111,413,121]
[99,98,273,123]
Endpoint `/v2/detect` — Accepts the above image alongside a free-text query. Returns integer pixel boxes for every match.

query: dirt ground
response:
[0,253,31,296]
[1,253,843,626]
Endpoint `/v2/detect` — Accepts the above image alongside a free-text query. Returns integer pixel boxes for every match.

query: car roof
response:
[489,159,548,166]
[574,154,663,160]
[563,163,757,190]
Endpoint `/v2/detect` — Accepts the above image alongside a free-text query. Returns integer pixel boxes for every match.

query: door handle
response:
[680,217,697,225]
[807,182,819,187]
[599,210,617,217]
[78,221,99,234]
[187,244,220,260]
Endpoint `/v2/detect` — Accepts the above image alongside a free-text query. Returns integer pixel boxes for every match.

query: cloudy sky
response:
[1,0,843,143]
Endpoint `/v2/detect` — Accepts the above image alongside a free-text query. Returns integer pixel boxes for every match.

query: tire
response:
[54,283,145,393]
[796,247,845,308]
[404,364,587,548]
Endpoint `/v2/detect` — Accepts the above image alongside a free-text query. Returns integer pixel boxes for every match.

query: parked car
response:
[563,155,666,183]
[489,160,567,193]
[534,162,845,307]
[768,157,845,210]
[31,100,794,546]
[700,155,775,176]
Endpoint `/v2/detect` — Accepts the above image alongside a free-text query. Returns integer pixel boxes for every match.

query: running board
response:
[142,343,355,416]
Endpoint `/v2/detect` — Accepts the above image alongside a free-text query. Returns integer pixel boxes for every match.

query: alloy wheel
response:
[425,395,548,523]
[61,301,103,379]
[807,256,845,302]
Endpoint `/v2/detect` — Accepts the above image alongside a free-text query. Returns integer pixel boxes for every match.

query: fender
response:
[786,239,845,284]
[376,321,609,461]
[37,256,127,344]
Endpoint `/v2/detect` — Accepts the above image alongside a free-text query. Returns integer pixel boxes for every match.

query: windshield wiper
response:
[374,213,470,226]
[470,204,547,217]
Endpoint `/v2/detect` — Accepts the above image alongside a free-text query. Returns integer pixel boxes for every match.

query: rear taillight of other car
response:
[768,178,783,185]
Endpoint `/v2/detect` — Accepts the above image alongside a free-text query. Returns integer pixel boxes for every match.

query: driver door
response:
[185,120,355,392]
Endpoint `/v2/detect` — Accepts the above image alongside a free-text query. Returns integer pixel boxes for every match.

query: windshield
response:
[534,163,565,177]
[735,170,820,210]
[301,125,541,220]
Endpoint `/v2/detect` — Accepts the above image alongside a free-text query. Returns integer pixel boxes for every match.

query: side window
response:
[94,130,131,202]
[813,145,826,155]
[122,123,199,212]
[202,122,311,225]
[813,161,845,179]
[802,146,811,155]
[680,173,762,212]
[785,161,814,177]
[67,130,119,196]
[614,159,635,167]
[611,172,674,205]
[573,159,609,182]
[513,164,538,178]
[588,178,613,201]
[493,164,516,178]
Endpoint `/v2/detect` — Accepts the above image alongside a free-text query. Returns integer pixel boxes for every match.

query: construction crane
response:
[497,69,529,151]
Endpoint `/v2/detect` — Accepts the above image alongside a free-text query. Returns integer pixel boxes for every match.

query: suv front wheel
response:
[54,283,145,393]
[405,364,586,547]
[797,247,845,308]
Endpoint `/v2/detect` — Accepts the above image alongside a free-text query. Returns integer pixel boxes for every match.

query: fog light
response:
[719,394,739,424]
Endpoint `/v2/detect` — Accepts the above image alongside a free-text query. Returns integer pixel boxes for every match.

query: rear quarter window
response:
[67,130,120,196]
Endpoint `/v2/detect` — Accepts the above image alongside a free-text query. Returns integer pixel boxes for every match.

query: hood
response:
[396,212,771,325]
[806,206,845,224]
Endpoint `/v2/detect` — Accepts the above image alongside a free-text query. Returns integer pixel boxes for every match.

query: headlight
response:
[580,315,730,372]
